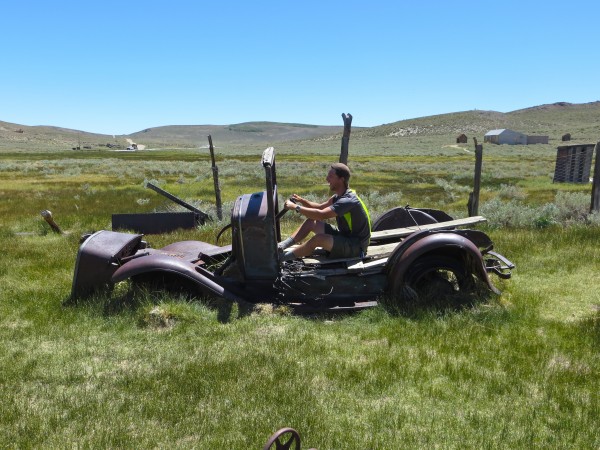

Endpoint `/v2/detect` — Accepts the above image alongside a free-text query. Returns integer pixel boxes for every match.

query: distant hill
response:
[357,101,600,140]
[2,101,599,150]
[128,122,344,147]
[0,120,344,151]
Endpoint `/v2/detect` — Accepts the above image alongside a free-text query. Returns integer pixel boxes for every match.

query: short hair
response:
[330,163,351,180]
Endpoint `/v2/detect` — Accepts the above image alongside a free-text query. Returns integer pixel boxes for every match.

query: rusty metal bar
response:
[146,182,210,223]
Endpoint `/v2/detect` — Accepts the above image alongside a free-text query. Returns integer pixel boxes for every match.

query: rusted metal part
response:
[40,210,64,234]
[146,182,210,223]
[71,230,144,299]
[71,147,514,311]
[112,212,197,234]
[263,427,317,450]
[111,181,212,233]
[386,229,499,295]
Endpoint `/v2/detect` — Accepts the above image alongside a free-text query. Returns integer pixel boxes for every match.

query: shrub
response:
[481,191,598,228]
[498,183,527,201]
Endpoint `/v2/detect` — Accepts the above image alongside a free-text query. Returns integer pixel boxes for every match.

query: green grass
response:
[1,140,599,448]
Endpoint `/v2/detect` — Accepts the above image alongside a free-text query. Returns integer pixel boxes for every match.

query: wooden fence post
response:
[339,113,352,165]
[40,210,64,234]
[207,135,223,220]
[468,138,483,216]
[590,141,600,213]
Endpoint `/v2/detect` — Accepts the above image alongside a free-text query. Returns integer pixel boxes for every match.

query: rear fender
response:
[71,230,144,299]
[111,254,244,302]
[387,230,498,294]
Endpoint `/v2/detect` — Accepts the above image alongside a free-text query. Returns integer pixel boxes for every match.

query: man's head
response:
[327,162,351,190]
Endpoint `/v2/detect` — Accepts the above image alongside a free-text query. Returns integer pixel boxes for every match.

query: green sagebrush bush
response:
[481,191,599,229]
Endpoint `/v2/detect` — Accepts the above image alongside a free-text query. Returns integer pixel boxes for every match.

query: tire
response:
[372,207,437,232]
[395,254,477,305]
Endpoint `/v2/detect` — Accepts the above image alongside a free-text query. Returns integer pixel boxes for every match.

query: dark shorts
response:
[324,223,363,259]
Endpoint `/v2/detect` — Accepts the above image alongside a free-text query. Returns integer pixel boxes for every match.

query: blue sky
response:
[2,1,599,135]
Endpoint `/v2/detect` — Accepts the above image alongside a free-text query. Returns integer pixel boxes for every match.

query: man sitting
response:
[279,163,371,261]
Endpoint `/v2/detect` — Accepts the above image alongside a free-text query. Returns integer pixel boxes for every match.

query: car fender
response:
[111,254,244,302]
[386,230,498,293]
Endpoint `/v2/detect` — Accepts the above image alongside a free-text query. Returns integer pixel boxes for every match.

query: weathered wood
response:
[468,139,483,216]
[303,216,487,265]
[207,135,223,220]
[591,141,600,212]
[370,216,487,240]
[40,210,64,234]
[339,113,352,165]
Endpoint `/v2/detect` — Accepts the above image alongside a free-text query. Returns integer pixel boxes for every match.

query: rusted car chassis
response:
[71,148,513,310]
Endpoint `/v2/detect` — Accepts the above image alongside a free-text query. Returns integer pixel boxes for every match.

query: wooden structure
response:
[484,129,548,145]
[339,113,352,165]
[484,129,527,145]
[553,143,595,183]
[207,135,223,220]
[590,142,600,212]
[526,135,549,145]
[562,133,571,142]
[456,133,468,143]
[467,138,483,216]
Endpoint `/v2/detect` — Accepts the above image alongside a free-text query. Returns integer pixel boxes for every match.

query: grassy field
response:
[1,133,599,448]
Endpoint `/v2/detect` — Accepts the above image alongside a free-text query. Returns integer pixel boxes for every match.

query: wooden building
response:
[484,129,527,145]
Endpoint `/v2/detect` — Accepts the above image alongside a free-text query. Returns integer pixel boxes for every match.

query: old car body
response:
[71,148,514,310]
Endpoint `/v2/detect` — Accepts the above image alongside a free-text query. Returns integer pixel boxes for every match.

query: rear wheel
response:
[395,255,477,305]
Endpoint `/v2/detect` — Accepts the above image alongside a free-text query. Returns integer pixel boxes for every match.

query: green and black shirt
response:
[330,189,371,250]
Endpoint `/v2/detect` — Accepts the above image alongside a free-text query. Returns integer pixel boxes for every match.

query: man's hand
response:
[291,194,308,206]
[284,199,297,211]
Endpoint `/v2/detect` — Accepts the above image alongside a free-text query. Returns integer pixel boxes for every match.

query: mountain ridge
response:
[2,101,599,150]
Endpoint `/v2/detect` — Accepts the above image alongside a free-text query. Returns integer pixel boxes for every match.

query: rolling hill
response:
[2,101,599,151]
[359,101,600,140]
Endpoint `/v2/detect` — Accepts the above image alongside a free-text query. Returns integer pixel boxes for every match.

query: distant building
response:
[456,133,468,144]
[526,135,549,144]
[484,129,527,145]
[484,129,548,145]
[562,133,571,142]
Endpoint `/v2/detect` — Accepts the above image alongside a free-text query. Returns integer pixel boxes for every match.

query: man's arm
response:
[284,198,337,220]
[291,194,333,210]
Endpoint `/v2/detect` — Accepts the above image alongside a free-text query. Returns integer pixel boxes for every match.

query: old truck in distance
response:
[71,147,514,311]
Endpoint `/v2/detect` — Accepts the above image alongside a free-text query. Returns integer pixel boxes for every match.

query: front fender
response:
[111,254,244,302]
[387,230,498,294]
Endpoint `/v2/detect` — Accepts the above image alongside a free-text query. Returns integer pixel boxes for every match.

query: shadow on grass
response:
[63,277,256,324]
[378,280,498,319]
[578,305,600,344]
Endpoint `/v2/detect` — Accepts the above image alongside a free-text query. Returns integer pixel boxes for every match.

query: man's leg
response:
[279,219,325,250]
[291,233,334,258]
[281,233,334,261]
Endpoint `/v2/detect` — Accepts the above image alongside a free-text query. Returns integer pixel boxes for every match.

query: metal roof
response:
[484,129,506,136]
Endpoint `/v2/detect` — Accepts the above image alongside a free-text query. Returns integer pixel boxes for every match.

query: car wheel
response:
[396,254,476,304]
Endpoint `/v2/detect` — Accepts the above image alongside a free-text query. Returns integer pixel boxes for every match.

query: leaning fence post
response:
[40,210,64,234]
[468,138,483,216]
[207,135,223,220]
[339,113,352,165]
[590,141,600,213]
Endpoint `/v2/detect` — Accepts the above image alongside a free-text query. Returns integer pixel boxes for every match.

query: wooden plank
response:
[370,216,487,240]
[300,216,487,266]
